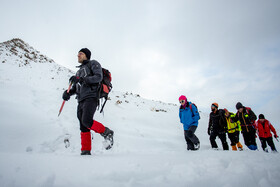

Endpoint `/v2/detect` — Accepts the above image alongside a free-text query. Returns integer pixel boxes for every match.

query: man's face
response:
[238,108,243,113]
[211,105,217,112]
[78,52,87,63]
[259,119,265,123]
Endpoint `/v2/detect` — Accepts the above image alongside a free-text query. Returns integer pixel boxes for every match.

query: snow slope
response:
[0,39,280,187]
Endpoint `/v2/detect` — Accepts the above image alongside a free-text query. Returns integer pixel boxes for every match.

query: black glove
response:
[62,90,70,101]
[69,76,84,84]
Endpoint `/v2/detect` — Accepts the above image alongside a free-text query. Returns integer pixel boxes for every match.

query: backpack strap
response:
[245,107,251,115]
[85,61,104,112]
[189,103,196,116]
[190,103,193,112]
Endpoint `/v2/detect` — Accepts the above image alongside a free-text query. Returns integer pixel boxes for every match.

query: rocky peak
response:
[0,38,55,65]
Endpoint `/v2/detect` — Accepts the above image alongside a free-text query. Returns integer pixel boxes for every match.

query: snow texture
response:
[0,39,280,187]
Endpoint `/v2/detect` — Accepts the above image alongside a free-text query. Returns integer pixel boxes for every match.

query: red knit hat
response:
[179,95,187,101]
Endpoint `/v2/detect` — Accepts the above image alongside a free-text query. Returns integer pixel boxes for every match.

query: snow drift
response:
[0,39,280,187]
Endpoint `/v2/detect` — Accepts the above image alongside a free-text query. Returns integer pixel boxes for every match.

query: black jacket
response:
[69,60,103,102]
[234,107,257,126]
[208,109,227,132]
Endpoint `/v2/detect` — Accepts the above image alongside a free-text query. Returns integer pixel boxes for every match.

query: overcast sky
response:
[1,0,280,124]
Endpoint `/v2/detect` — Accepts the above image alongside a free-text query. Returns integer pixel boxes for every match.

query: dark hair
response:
[259,114,265,119]
[236,102,243,110]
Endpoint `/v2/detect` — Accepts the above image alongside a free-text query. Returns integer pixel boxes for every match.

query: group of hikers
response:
[62,47,278,155]
[178,96,279,153]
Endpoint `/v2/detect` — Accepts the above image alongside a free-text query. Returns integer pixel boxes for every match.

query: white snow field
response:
[0,39,280,187]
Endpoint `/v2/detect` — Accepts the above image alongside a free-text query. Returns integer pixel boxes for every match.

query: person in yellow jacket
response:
[224,109,243,151]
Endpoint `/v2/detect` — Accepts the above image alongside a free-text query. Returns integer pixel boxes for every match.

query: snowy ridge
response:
[0,38,54,65]
[0,38,74,90]
[0,39,280,187]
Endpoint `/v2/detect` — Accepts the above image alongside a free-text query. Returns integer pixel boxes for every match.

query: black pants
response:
[184,126,200,150]
[259,137,277,151]
[241,126,257,147]
[228,131,240,146]
[77,98,98,132]
[210,130,229,150]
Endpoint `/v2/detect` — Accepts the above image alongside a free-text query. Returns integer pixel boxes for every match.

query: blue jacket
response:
[179,102,200,130]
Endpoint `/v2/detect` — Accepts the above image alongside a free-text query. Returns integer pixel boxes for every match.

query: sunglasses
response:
[211,104,217,108]
[179,100,185,104]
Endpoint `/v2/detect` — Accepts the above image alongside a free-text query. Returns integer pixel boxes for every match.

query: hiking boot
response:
[237,142,243,151]
[264,148,269,153]
[81,150,91,155]
[101,127,114,150]
[231,145,237,151]
[194,142,200,150]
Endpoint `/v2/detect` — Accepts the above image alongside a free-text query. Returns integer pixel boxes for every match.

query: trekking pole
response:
[58,83,72,117]
[100,98,108,113]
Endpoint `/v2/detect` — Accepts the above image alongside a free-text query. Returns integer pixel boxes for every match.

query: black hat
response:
[236,102,243,110]
[79,48,91,60]
[259,114,265,119]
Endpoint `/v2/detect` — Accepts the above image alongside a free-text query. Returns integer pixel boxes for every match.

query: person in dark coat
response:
[234,102,257,150]
[208,103,229,150]
[62,48,114,155]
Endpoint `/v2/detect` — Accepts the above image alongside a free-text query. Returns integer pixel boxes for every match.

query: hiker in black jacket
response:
[208,103,229,150]
[233,102,257,150]
[62,48,114,155]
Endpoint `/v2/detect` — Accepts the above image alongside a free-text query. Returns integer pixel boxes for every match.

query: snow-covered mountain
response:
[0,39,280,187]
[1,38,55,64]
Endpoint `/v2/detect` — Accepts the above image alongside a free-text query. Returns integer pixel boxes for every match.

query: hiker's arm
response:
[269,122,278,137]
[208,115,212,135]
[179,110,183,123]
[69,85,76,95]
[249,109,257,122]
[192,105,200,122]
[231,113,239,122]
[84,61,103,85]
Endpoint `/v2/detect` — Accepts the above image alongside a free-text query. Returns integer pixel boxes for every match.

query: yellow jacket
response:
[225,113,241,133]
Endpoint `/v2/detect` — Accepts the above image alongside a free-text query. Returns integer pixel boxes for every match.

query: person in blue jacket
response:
[179,95,200,150]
